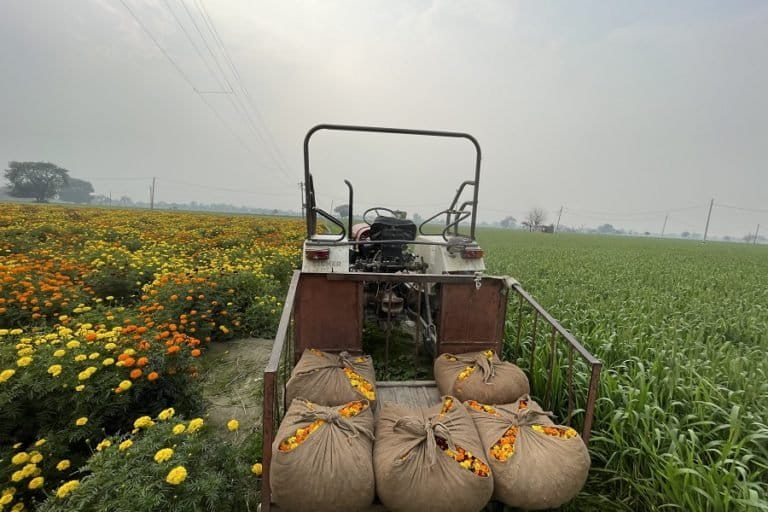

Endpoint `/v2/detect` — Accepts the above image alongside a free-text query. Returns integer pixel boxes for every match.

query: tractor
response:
[260,124,601,512]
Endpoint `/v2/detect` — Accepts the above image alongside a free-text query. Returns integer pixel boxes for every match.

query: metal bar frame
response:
[303,124,482,241]
[509,283,602,444]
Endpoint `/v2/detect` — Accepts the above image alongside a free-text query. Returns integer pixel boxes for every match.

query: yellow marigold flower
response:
[0,494,12,505]
[74,355,87,362]
[78,368,96,380]
[88,352,100,360]
[28,477,44,490]
[11,471,24,482]
[158,407,175,421]
[20,464,38,478]
[16,347,33,356]
[219,325,230,334]
[96,440,112,452]
[118,380,132,391]
[56,460,71,471]
[55,480,80,498]
[16,357,32,367]
[13,442,21,449]
[154,448,174,463]
[0,369,16,382]
[187,418,204,433]
[47,365,62,377]
[102,358,114,366]
[75,417,88,426]
[34,439,46,447]
[227,419,239,431]
[11,452,29,465]
[104,343,117,350]
[10,329,23,335]
[0,329,8,336]
[75,385,85,392]
[123,348,136,356]
[172,424,186,435]
[251,463,262,476]
[118,440,133,451]
[66,341,80,349]
[165,466,187,485]
[29,452,43,464]
[133,416,154,429]
[53,350,66,357]
[11,502,25,511]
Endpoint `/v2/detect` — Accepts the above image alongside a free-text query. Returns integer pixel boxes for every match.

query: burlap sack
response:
[374,397,493,512]
[286,349,377,407]
[466,395,590,510]
[435,349,530,404]
[270,398,375,512]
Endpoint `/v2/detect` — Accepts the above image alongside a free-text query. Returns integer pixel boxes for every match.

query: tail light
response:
[461,247,484,259]
[305,247,330,261]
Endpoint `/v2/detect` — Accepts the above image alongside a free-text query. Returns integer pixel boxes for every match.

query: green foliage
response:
[38,419,261,512]
[4,161,70,203]
[362,324,432,381]
[479,229,768,511]
[86,266,148,302]
[57,178,94,204]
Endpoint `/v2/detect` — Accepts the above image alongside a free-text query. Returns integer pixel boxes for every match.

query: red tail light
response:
[305,248,330,261]
[461,247,484,259]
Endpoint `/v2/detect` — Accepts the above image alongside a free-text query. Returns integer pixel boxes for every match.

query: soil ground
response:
[199,337,273,437]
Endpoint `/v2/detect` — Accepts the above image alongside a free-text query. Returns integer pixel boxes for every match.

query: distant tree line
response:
[3,161,93,203]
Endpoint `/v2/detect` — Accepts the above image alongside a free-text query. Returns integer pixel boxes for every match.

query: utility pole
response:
[555,206,563,232]
[703,198,714,242]
[661,214,668,237]
[108,191,112,208]
[298,181,305,219]
[150,177,156,210]
[755,224,761,245]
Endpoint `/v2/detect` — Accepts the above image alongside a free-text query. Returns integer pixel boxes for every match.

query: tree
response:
[681,231,690,238]
[500,216,517,229]
[58,177,94,203]
[333,204,350,217]
[597,223,616,234]
[4,161,70,202]
[523,208,546,231]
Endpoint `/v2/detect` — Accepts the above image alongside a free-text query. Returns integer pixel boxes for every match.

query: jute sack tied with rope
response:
[435,349,529,404]
[270,398,375,512]
[286,349,376,407]
[374,396,493,512]
[465,395,590,510]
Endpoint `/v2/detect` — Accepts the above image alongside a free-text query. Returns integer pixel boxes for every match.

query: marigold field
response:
[1,203,767,511]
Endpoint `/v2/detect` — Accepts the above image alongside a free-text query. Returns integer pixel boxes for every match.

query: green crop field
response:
[479,229,768,511]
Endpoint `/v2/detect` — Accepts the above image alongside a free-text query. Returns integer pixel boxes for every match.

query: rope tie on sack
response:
[394,416,456,467]
[456,352,497,384]
[300,403,374,440]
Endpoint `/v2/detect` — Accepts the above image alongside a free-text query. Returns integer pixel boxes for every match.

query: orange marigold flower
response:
[130,369,143,379]
[190,349,201,357]
[166,346,181,355]
[147,371,159,381]
[123,357,136,367]
[136,357,149,367]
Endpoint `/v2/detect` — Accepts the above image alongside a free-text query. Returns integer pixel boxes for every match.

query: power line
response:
[194,0,294,177]
[157,177,295,197]
[715,203,768,214]
[117,0,287,177]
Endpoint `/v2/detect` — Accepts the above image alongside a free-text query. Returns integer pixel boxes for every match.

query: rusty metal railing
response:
[261,271,299,512]
[508,283,602,443]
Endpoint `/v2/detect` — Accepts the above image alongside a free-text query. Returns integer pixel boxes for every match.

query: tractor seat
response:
[370,216,417,242]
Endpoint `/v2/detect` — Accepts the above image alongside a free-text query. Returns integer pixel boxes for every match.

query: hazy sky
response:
[1,0,766,236]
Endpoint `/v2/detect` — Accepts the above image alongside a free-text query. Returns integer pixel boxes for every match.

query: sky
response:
[0,0,766,237]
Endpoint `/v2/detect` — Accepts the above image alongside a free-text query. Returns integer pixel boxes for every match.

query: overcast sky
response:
[1,0,766,236]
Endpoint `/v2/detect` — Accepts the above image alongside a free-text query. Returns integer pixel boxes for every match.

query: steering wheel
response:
[363,207,397,225]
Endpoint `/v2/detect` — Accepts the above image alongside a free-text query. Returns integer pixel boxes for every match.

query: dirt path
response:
[200,337,273,435]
